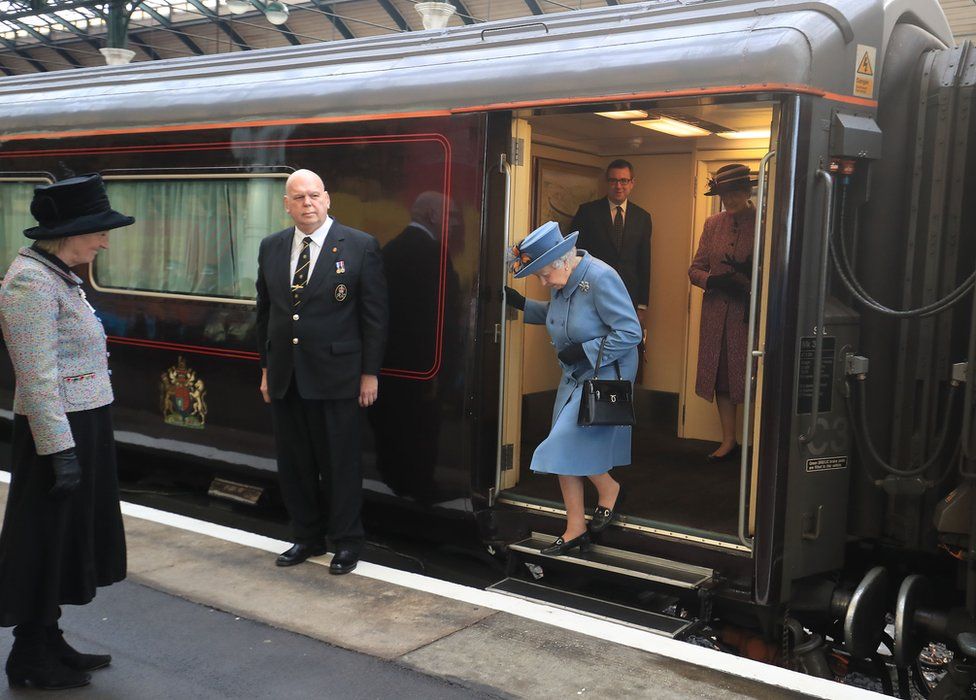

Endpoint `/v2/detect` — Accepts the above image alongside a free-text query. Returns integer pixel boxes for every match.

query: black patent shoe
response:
[590,490,625,534]
[707,444,741,463]
[46,627,111,672]
[540,532,590,556]
[276,542,328,567]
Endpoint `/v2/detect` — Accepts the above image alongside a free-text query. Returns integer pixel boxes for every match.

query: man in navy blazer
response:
[570,159,652,326]
[256,169,388,574]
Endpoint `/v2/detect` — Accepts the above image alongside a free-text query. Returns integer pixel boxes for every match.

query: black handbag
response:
[577,337,636,427]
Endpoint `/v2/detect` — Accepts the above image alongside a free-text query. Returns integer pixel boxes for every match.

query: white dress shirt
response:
[608,198,628,222]
[289,217,333,281]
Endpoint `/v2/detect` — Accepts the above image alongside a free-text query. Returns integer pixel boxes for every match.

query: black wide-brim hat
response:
[24,173,136,240]
[705,163,758,196]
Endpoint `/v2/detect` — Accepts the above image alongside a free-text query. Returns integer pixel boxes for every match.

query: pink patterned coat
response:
[688,206,756,403]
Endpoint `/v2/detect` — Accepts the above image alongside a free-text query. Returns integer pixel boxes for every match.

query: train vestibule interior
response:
[498,98,778,546]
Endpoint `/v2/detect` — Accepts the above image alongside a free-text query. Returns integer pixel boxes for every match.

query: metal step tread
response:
[487,577,691,637]
[508,533,713,589]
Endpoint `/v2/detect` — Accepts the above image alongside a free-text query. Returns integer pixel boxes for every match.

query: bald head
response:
[284,169,330,234]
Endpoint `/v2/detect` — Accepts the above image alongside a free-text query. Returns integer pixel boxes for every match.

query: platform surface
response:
[0,482,865,699]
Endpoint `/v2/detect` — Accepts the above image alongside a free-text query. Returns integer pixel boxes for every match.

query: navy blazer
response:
[570,198,652,307]
[255,220,388,400]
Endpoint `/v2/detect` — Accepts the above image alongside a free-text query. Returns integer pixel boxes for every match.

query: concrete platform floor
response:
[0,482,873,699]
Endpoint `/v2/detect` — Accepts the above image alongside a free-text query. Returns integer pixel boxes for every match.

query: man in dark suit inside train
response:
[570,159,652,372]
[256,168,388,574]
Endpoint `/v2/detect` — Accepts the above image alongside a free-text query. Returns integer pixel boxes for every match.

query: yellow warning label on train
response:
[854,44,877,98]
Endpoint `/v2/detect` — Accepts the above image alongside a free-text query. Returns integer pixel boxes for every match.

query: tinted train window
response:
[94,177,289,300]
[0,181,43,275]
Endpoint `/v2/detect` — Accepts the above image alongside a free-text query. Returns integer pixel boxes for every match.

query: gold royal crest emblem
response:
[160,356,208,429]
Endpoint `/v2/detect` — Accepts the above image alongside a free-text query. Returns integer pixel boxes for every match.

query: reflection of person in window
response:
[688,164,756,462]
[369,192,461,503]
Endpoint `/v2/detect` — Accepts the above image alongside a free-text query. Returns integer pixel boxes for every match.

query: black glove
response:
[557,343,588,365]
[504,286,525,311]
[706,272,740,293]
[49,448,81,498]
[722,253,753,277]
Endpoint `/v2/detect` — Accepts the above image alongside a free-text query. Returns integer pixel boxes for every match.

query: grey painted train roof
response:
[0,0,952,137]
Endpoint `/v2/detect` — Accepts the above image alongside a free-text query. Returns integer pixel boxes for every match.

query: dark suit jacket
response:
[570,198,652,307]
[256,220,388,400]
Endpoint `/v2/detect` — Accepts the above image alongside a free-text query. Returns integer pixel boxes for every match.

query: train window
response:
[93,176,289,300]
[0,179,47,276]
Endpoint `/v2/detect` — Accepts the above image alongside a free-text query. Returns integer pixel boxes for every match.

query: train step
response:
[507,533,714,589]
[487,577,693,637]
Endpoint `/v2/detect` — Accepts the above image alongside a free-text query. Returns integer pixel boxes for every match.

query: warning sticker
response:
[853,44,876,98]
[806,456,848,473]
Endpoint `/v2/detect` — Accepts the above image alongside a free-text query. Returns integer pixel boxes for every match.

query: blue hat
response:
[511,221,579,279]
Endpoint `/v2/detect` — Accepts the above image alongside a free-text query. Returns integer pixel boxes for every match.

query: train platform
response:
[0,477,880,699]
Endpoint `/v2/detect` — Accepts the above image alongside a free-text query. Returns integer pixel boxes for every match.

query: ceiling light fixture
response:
[631,117,711,137]
[226,0,252,14]
[717,129,772,140]
[264,0,289,23]
[595,110,649,120]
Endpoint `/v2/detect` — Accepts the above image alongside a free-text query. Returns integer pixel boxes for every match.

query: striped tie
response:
[291,236,313,307]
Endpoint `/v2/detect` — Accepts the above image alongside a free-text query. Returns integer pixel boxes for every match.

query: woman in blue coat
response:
[505,221,642,556]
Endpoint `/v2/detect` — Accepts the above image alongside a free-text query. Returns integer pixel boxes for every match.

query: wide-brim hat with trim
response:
[511,221,579,279]
[704,163,758,196]
[24,173,136,240]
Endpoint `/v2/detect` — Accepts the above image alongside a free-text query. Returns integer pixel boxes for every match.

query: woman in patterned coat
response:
[688,164,757,462]
[0,174,134,690]
[505,222,641,556]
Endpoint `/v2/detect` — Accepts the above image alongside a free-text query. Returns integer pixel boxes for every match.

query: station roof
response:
[0,0,970,75]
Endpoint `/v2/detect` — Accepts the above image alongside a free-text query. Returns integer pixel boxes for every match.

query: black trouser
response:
[271,380,364,553]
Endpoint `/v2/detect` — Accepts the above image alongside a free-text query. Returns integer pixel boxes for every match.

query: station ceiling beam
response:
[376,0,409,30]
[127,30,160,58]
[183,0,252,49]
[7,16,82,64]
[307,0,354,40]
[450,0,475,24]
[131,4,206,55]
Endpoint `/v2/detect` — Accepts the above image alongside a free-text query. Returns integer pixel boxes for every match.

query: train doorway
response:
[495,98,777,551]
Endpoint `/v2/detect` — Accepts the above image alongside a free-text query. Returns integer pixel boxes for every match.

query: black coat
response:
[255,221,388,400]
[570,199,652,307]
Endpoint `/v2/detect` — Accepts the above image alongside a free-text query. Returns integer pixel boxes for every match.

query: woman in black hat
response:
[0,174,134,689]
[688,164,757,462]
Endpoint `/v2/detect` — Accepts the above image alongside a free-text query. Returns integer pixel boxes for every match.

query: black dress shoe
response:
[707,444,741,463]
[540,532,590,556]
[329,549,359,575]
[276,543,328,567]
[590,489,625,534]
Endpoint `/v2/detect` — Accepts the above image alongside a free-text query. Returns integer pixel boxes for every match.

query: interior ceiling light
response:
[717,129,772,140]
[631,117,711,137]
[595,110,649,120]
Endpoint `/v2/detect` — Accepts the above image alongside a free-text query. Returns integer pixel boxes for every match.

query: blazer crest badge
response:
[160,355,208,428]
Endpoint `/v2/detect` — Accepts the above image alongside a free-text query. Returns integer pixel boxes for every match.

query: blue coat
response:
[524,252,642,476]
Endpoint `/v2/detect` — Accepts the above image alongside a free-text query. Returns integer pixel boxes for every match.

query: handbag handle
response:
[592,336,622,380]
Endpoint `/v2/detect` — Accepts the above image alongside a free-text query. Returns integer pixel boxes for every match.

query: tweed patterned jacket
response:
[0,247,113,455]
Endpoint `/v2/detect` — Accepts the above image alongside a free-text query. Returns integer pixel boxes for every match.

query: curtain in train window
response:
[95,178,289,299]
[0,181,41,276]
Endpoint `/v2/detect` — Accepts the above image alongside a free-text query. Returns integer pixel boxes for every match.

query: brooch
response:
[578,280,590,293]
